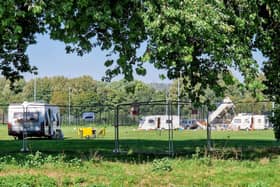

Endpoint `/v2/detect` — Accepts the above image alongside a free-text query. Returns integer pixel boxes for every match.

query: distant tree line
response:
[0,74,267,107]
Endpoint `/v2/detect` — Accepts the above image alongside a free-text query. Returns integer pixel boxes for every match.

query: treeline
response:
[0,76,167,106]
[0,75,267,107]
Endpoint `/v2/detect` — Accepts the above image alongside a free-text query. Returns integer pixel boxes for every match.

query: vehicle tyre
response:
[18,135,23,140]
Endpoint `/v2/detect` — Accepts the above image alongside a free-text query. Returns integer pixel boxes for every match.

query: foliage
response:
[0,175,57,187]
[0,150,280,186]
[0,76,166,106]
[142,0,259,105]
[24,151,45,168]
[0,74,268,109]
[0,0,44,85]
[1,1,278,106]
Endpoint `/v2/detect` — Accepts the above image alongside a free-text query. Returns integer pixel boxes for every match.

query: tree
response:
[0,0,277,107]
[253,0,280,140]
[0,1,44,85]
[44,0,262,105]
[44,0,147,82]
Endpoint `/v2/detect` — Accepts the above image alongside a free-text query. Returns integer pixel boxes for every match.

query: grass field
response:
[0,125,280,186]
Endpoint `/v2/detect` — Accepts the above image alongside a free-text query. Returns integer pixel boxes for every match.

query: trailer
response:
[230,113,270,130]
[138,115,180,130]
[7,102,63,139]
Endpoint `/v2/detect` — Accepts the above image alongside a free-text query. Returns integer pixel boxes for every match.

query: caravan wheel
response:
[18,135,23,140]
[55,129,64,140]
[49,130,64,140]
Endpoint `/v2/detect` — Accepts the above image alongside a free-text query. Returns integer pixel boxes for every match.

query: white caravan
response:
[8,102,63,139]
[230,113,269,130]
[138,115,180,130]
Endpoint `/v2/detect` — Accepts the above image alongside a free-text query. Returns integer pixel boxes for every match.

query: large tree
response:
[0,0,45,84]
[253,0,280,139]
[0,0,277,105]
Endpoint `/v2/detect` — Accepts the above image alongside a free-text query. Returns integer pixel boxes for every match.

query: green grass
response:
[0,125,278,157]
[0,125,280,186]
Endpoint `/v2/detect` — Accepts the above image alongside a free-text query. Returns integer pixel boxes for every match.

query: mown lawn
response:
[0,125,280,186]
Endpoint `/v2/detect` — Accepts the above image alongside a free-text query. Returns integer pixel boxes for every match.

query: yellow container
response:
[78,127,96,138]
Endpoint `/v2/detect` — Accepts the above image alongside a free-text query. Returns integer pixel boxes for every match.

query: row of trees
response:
[0,75,266,107]
[0,76,166,106]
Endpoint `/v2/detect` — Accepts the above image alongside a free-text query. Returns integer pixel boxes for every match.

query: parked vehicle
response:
[7,102,63,139]
[138,115,180,130]
[82,112,95,121]
[230,113,269,130]
[181,119,197,129]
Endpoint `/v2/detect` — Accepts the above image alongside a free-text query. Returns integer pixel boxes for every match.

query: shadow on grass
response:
[0,138,280,161]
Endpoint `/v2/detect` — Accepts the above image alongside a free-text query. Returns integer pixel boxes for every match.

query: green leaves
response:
[0,0,277,107]
[135,66,146,76]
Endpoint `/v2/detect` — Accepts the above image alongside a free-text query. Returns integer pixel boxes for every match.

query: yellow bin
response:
[78,127,96,138]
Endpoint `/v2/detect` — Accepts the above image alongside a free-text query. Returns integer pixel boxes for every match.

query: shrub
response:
[23,151,45,168]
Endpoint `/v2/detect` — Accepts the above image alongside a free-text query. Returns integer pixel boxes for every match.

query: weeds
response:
[89,150,103,164]
[0,175,57,187]
[67,157,83,168]
[24,151,45,168]
[151,157,172,172]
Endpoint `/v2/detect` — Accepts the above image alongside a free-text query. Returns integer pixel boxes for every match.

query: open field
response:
[0,125,280,186]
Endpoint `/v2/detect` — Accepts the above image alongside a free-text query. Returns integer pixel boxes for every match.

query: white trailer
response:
[7,102,63,139]
[138,115,180,130]
[230,113,269,130]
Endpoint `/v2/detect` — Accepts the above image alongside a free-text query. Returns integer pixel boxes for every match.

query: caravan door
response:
[45,108,56,137]
[252,115,268,130]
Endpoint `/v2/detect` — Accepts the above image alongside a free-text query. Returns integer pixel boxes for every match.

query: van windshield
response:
[13,112,39,122]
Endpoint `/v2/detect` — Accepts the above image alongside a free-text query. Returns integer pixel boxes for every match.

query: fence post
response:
[113,105,120,153]
[168,101,174,157]
[207,109,212,152]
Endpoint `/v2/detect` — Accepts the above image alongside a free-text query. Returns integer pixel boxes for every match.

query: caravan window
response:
[13,112,39,122]
[166,119,172,123]
[14,112,23,119]
[257,119,262,124]
[148,119,154,123]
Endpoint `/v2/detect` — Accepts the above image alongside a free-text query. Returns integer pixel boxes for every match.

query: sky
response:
[26,34,267,83]
[26,34,171,83]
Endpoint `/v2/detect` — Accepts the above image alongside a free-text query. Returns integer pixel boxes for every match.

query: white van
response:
[230,114,269,130]
[7,102,63,139]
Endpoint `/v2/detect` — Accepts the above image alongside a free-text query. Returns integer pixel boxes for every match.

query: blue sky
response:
[26,34,267,83]
[26,34,171,83]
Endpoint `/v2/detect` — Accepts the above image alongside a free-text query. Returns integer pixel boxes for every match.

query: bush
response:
[23,151,45,168]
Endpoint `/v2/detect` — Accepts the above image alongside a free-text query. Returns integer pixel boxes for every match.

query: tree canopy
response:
[0,0,279,105]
